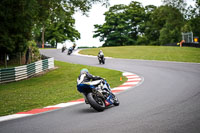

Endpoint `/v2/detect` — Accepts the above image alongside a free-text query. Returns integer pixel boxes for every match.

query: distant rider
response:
[72,43,76,50]
[77,68,103,103]
[98,50,104,58]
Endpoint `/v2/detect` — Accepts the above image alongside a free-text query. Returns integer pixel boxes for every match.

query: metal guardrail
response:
[0,58,54,84]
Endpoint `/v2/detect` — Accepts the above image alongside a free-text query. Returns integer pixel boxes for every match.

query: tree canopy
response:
[94,1,145,46]
[94,0,200,46]
[0,0,109,55]
[0,0,38,54]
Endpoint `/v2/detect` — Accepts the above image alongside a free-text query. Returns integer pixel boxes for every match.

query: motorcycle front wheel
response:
[102,59,105,64]
[87,93,105,112]
[98,58,101,64]
[111,93,120,106]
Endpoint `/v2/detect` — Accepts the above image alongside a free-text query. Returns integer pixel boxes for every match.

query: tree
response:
[94,4,128,46]
[33,0,109,47]
[125,1,146,44]
[139,5,157,45]
[162,0,200,42]
[150,6,185,45]
[45,15,80,47]
[0,0,109,67]
[0,0,38,66]
[43,2,80,47]
[93,1,145,46]
[161,0,187,15]
[187,0,200,38]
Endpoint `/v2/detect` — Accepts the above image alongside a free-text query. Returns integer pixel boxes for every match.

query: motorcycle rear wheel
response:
[87,93,105,112]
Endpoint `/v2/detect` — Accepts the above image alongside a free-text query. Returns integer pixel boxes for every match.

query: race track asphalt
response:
[0,49,200,133]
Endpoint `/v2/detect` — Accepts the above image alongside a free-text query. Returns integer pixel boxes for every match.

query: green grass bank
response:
[0,61,126,116]
[79,46,200,63]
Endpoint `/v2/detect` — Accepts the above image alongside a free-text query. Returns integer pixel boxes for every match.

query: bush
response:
[27,40,41,63]
[136,35,149,45]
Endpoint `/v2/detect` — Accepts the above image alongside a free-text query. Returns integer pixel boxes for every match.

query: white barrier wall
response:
[0,58,54,84]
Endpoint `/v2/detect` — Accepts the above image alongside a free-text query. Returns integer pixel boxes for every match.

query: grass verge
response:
[79,46,200,63]
[0,61,127,116]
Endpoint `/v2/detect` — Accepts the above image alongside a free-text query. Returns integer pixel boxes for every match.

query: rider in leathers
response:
[98,50,104,58]
[77,68,103,103]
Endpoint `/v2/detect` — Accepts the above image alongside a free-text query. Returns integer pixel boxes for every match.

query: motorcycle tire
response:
[87,93,105,112]
[102,59,105,64]
[113,97,120,106]
[111,93,119,106]
[98,58,101,64]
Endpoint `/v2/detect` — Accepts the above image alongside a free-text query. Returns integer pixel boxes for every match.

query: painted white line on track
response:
[0,114,32,122]
[112,87,130,90]
[45,101,84,108]
[126,75,139,78]
[123,82,139,85]
[128,78,141,81]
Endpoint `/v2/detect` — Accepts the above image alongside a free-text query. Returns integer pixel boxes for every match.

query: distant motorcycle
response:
[68,47,73,55]
[61,46,66,53]
[84,79,119,112]
[98,54,105,64]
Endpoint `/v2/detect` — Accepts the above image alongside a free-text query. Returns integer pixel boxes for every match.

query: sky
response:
[69,0,195,48]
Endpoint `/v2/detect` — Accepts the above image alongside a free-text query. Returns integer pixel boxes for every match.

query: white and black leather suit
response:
[77,72,103,93]
[98,51,104,58]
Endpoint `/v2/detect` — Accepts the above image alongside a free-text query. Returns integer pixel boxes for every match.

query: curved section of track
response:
[0,49,200,133]
[0,72,142,122]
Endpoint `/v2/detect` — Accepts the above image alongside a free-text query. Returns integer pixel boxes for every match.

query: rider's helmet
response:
[99,50,103,56]
[80,68,89,74]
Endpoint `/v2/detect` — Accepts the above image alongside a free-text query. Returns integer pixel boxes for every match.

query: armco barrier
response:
[0,58,54,84]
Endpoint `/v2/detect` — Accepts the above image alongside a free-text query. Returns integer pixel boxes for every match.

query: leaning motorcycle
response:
[84,79,119,112]
[68,47,73,55]
[61,47,66,53]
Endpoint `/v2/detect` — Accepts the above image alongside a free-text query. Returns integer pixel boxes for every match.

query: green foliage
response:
[0,0,38,54]
[33,0,109,46]
[136,35,148,45]
[181,23,192,33]
[0,0,109,53]
[161,0,200,42]
[161,0,187,14]
[153,6,184,45]
[94,0,200,46]
[45,5,80,47]
[94,1,185,46]
[186,0,200,38]
[94,1,145,46]
[189,16,200,38]
[27,41,40,62]
[140,5,158,45]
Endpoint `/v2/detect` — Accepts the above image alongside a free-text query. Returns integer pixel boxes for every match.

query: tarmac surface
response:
[0,49,200,133]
